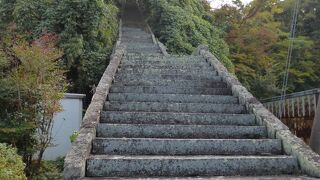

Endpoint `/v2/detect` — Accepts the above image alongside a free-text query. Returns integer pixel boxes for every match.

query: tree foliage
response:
[44,0,119,93]
[0,34,68,175]
[212,0,320,98]
[0,0,119,176]
[0,143,26,180]
[0,0,119,94]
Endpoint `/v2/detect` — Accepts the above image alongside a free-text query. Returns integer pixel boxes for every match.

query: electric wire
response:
[280,0,300,119]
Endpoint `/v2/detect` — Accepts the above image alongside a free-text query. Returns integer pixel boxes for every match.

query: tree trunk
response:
[310,94,320,154]
[33,149,45,175]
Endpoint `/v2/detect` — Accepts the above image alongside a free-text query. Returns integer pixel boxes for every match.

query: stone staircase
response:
[62,2,320,179]
[82,4,306,179]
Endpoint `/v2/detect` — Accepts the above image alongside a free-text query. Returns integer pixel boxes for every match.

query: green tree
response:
[0,0,119,94]
[0,143,26,180]
[0,34,68,175]
[0,0,16,33]
[12,0,52,35]
[212,1,284,98]
[0,0,119,177]
[44,0,119,93]
[274,0,320,92]
[212,0,320,98]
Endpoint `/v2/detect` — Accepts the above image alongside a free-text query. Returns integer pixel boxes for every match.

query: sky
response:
[209,0,253,9]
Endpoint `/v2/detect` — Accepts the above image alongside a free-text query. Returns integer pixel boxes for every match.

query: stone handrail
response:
[194,45,320,177]
[157,40,169,56]
[146,24,169,56]
[136,0,169,56]
[63,20,126,179]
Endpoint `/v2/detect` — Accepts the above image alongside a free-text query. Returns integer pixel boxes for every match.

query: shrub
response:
[0,143,26,180]
[30,160,62,180]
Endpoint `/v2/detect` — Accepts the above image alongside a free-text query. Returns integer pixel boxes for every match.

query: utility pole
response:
[310,94,320,154]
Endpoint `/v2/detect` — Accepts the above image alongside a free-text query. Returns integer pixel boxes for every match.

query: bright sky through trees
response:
[209,0,253,9]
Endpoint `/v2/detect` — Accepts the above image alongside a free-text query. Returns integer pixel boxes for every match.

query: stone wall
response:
[63,20,126,179]
[195,45,320,178]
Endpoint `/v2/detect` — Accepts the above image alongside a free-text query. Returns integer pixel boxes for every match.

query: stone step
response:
[127,52,164,56]
[101,111,256,125]
[122,30,148,35]
[126,52,164,58]
[108,93,238,104]
[104,102,246,114]
[122,39,152,43]
[122,40,154,45]
[120,63,211,70]
[122,39,158,45]
[122,24,147,29]
[122,21,146,26]
[86,155,298,177]
[122,34,151,39]
[123,58,204,63]
[124,41,157,46]
[83,176,316,180]
[126,46,161,51]
[122,27,147,32]
[121,38,152,43]
[112,80,225,88]
[110,86,231,95]
[127,47,161,52]
[127,49,162,54]
[92,138,282,155]
[126,52,162,57]
[122,31,149,35]
[126,44,159,49]
[122,26,145,31]
[122,35,152,40]
[114,74,222,82]
[122,56,205,62]
[121,61,208,67]
[121,34,150,38]
[124,56,203,62]
[96,124,267,139]
[115,71,222,81]
[118,68,217,76]
[122,31,150,35]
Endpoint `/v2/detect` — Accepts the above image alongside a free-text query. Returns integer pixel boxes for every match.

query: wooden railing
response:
[261,89,320,142]
[261,89,320,119]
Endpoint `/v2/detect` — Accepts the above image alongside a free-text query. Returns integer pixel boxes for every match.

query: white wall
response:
[42,93,85,160]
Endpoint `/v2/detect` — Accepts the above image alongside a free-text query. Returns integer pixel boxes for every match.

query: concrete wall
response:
[43,93,85,160]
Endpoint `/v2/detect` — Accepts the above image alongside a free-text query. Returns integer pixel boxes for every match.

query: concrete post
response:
[310,94,320,154]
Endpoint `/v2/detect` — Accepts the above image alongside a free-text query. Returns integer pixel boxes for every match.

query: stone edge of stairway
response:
[194,45,320,178]
[63,19,126,180]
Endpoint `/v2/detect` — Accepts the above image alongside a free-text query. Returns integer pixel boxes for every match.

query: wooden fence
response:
[261,89,320,142]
